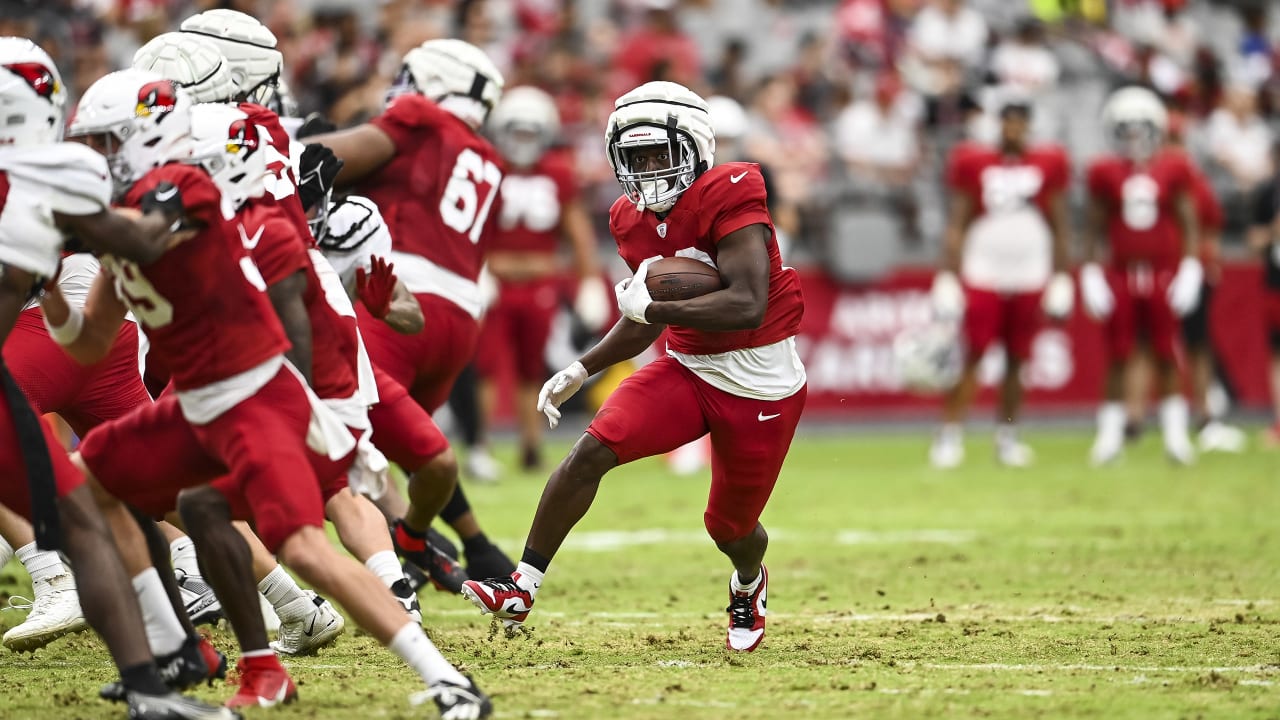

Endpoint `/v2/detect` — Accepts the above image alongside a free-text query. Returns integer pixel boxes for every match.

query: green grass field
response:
[2,429,1279,719]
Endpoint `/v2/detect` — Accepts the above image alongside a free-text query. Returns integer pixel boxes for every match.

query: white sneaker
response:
[462,449,501,484]
[1197,421,1246,454]
[996,438,1035,468]
[2,574,89,651]
[1089,433,1124,466]
[270,590,344,656]
[929,431,964,469]
[260,592,280,634]
[176,570,223,627]
[1164,435,1196,465]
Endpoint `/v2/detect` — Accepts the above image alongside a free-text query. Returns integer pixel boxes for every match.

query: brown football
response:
[644,256,724,301]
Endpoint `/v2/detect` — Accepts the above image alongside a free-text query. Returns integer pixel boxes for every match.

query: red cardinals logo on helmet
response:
[135,80,178,121]
[225,118,260,157]
[3,63,58,100]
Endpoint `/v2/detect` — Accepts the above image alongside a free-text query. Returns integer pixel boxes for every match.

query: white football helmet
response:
[605,81,715,213]
[0,37,67,147]
[68,69,194,190]
[1101,86,1168,160]
[489,85,560,167]
[390,39,504,128]
[180,9,284,112]
[184,103,265,212]
[893,321,963,393]
[133,32,236,104]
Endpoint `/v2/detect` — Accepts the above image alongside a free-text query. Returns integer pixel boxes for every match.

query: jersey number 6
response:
[440,148,503,244]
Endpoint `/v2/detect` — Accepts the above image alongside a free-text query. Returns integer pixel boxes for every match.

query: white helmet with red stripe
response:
[67,69,194,189]
[0,37,67,147]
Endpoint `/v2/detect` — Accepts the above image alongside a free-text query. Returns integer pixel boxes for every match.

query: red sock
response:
[394,521,427,553]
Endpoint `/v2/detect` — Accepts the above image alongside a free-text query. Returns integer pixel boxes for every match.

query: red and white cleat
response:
[461,574,535,629]
[225,657,297,708]
[725,565,767,652]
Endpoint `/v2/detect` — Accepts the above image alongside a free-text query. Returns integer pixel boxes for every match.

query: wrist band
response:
[44,305,84,346]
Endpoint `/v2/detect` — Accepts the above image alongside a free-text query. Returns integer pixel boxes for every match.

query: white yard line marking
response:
[836,529,977,545]
[430,608,1277,625]
[906,662,1279,674]
[495,527,980,552]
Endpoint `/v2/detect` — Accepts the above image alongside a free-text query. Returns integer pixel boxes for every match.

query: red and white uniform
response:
[317,195,452,472]
[476,151,576,383]
[77,163,353,552]
[1086,148,1196,360]
[947,143,1069,360]
[6,253,150,436]
[241,102,311,243]
[0,143,109,515]
[353,93,505,412]
[595,162,806,543]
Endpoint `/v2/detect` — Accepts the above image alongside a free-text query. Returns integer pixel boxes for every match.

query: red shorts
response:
[1106,265,1180,361]
[366,366,449,472]
[357,293,479,413]
[475,278,559,383]
[3,310,151,437]
[0,407,85,516]
[586,357,807,543]
[78,367,328,553]
[962,287,1041,361]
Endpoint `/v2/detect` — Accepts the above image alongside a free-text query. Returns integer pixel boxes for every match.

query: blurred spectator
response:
[1205,83,1274,226]
[611,0,701,91]
[832,72,922,242]
[744,73,829,241]
[904,0,988,96]
[1229,3,1273,89]
[708,37,750,100]
[988,17,1059,141]
[836,0,913,71]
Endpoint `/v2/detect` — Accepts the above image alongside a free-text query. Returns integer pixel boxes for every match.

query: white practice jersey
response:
[318,195,393,291]
[0,143,111,280]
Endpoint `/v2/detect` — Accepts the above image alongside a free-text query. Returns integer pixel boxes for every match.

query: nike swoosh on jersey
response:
[757,412,781,421]
[154,186,179,202]
[730,171,749,184]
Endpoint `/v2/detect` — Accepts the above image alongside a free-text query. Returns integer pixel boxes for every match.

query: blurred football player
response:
[1247,141,1280,445]
[477,86,606,474]
[0,37,239,720]
[1081,86,1201,465]
[55,69,492,715]
[929,97,1072,469]
[305,39,518,582]
[1124,112,1245,453]
[461,81,807,653]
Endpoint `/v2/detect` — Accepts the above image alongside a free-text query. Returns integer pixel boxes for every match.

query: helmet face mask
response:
[609,124,700,213]
[1111,119,1161,161]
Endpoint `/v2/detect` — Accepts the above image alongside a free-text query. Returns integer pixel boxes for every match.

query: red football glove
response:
[356,256,397,319]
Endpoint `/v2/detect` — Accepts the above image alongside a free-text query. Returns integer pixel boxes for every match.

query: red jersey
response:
[361,94,505,282]
[493,150,576,254]
[240,102,313,246]
[238,199,359,402]
[1087,148,1195,270]
[113,164,286,391]
[947,144,1069,217]
[608,162,803,356]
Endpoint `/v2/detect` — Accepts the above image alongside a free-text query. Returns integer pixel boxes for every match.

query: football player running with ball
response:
[462,82,807,653]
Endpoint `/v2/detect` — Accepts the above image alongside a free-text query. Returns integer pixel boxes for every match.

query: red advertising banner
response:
[794,264,1271,418]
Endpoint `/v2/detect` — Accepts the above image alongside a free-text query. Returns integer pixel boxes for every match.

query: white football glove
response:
[615,255,661,324]
[537,361,588,429]
[1041,272,1075,320]
[930,271,965,321]
[1166,256,1204,317]
[574,275,610,332]
[1079,262,1114,319]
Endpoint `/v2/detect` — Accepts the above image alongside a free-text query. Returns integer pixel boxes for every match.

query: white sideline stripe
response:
[905,662,1279,674]
[429,608,1277,625]
[496,527,978,552]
